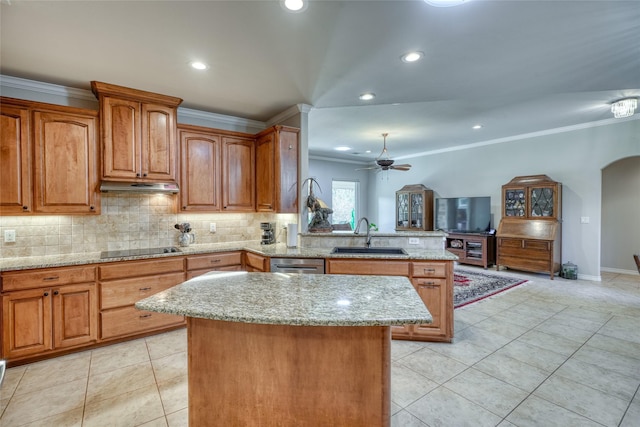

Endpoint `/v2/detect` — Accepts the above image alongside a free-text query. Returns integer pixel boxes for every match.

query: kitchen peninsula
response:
[135,271,432,426]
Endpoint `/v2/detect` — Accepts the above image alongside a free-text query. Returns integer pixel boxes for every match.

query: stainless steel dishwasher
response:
[269,258,325,274]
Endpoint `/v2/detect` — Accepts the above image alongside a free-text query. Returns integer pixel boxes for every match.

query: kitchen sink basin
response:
[330,247,407,255]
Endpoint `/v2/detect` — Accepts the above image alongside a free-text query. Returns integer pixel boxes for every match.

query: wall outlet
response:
[209,223,217,233]
[4,229,16,243]
[580,217,590,224]
[408,237,420,245]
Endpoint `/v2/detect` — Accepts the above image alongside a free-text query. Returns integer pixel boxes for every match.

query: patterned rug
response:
[454,268,528,308]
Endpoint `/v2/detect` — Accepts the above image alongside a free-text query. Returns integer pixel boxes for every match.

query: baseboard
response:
[577,273,602,282]
[600,267,638,276]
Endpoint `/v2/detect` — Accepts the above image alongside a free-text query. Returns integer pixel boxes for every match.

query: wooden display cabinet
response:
[395,184,434,231]
[497,175,562,278]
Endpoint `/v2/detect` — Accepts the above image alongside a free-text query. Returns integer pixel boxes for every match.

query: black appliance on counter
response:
[260,222,276,245]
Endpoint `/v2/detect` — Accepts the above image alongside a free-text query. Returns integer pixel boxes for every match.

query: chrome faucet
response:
[354,217,372,248]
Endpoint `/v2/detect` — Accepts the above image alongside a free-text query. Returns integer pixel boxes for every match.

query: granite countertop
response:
[0,242,457,272]
[135,271,433,327]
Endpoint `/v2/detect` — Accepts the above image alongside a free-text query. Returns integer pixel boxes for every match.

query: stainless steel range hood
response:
[100,181,179,194]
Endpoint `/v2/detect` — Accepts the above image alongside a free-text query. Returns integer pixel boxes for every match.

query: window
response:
[331,180,359,230]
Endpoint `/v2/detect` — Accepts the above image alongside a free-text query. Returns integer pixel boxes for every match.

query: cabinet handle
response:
[139,287,152,291]
[53,290,59,296]
[43,292,49,296]
[139,314,152,319]
[42,276,59,281]
[423,268,436,274]
[419,284,438,288]
[210,259,221,263]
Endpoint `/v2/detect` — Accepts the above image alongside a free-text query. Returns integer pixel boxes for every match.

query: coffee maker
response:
[260,222,276,245]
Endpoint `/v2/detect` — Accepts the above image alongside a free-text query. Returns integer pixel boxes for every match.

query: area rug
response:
[454,268,528,308]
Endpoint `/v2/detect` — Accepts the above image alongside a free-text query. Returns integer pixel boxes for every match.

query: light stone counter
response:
[135,271,432,327]
[0,241,457,272]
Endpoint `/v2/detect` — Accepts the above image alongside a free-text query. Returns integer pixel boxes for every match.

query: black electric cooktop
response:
[100,247,181,259]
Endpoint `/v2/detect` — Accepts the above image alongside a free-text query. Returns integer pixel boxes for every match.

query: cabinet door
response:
[141,103,177,180]
[412,279,444,333]
[255,132,276,212]
[277,129,299,213]
[222,136,255,211]
[32,110,99,214]
[53,283,98,349]
[0,105,31,213]
[102,96,141,179]
[529,186,555,218]
[180,130,221,211]
[396,192,409,229]
[2,288,53,359]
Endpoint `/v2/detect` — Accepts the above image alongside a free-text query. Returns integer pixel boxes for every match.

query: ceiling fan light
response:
[359,93,376,101]
[424,0,469,7]
[282,0,305,12]
[401,51,424,63]
[334,146,351,151]
[611,98,637,118]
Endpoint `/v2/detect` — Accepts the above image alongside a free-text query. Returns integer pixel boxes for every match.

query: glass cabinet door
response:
[530,187,554,217]
[410,193,423,228]
[397,193,409,227]
[504,189,526,217]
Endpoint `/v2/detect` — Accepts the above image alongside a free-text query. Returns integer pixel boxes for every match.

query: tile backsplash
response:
[0,194,298,258]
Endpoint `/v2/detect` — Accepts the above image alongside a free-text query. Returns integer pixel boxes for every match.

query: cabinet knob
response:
[43,292,49,296]
[90,206,95,210]
[182,206,187,210]
[143,173,148,177]
[22,206,28,210]
[53,290,59,296]
[136,173,140,177]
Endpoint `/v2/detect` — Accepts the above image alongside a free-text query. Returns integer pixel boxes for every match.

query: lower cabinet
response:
[98,258,186,340]
[326,258,453,342]
[186,251,243,279]
[244,251,269,272]
[1,266,98,361]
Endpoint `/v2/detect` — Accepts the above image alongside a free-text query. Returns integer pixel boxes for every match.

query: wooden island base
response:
[188,317,391,427]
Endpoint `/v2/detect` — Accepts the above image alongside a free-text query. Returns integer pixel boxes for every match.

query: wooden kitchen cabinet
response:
[186,252,244,278]
[255,125,299,213]
[0,97,100,215]
[179,126,222,211]
[0,103,31,214]
[222,136,255,211]
[244,251,269,272]
[91,81,182,182]
[1,266,98,361]
[98,258,185,340]
[326,258,453,342]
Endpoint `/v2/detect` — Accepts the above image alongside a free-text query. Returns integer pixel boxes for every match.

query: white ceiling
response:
[1,0,639,164]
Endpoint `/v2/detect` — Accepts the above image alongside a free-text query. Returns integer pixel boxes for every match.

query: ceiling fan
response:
[357,133,412,172]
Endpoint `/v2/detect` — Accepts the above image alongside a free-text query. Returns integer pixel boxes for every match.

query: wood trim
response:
[91,81,183,107]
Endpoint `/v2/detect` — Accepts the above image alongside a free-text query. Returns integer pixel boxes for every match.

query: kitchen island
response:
[136,271,432,427]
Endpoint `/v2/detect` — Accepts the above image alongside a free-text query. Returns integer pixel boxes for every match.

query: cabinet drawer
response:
[186,252,242,271]
[411,277,447,287]
[411,262,446,278]
[101,305,184,339]
[326,259,410,276]
[2,266,96,292]
[523,240,551,251]
[498,238,524,249]
[99,258,184,280]
[497,255,550,271]
[100,272,185,309]
[187,265,242,280]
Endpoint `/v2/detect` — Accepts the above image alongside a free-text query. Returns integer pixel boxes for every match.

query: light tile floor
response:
[1,268,639,426]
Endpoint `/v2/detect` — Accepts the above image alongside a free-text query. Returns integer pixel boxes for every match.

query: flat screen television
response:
[435,196,492,233]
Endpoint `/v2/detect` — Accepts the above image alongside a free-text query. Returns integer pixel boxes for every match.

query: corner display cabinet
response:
[395,184,433,231]
[496,175,562,279]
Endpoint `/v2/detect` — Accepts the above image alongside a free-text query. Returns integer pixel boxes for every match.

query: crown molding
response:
[178,107,265,130]
[309,154,370,166]
[0,75,97,101]
[266,103,313,127]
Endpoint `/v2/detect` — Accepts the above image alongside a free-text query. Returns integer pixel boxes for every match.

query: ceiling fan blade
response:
[390,164,412,171]
[355,166,380,171]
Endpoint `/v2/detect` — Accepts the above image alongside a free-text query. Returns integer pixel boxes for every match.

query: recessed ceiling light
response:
[401,51,424,63]
[282,0,306,12]
[190,61,208,70]
[424,0,469,7]
[359,93,376,101]
[365,150,372,154]
[472,124,483,129]
[334,146,351,151]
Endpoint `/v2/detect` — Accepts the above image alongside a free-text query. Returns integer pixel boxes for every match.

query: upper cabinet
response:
[502,174,561,220]
[222,136,255,212]
[91,81,182,183]
[0,97,100,215]
[255,126,299,213]
[0,103,31,214]
[395,184,434,231]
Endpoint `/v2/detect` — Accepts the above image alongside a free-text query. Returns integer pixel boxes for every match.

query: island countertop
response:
[135,271,433,327]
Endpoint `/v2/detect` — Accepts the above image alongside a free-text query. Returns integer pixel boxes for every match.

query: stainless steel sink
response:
[330,247,407,255]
